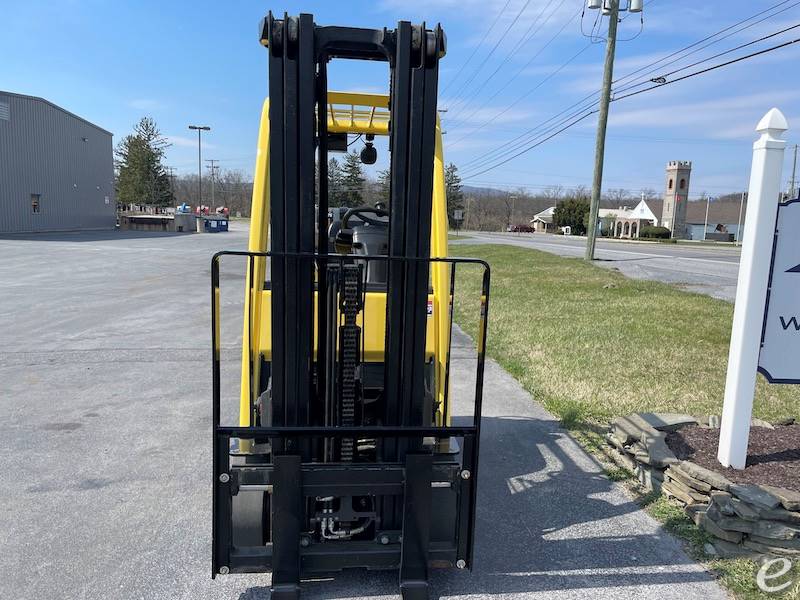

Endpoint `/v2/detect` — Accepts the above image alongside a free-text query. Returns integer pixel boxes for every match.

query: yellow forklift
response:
[210,12,490,599]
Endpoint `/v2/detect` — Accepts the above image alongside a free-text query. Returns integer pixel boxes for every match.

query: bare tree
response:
[640,187,659,200]
[604,187,631,205]
[542,185,564,203]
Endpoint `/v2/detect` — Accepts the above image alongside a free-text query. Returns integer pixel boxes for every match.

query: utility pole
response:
[789,143,798,199]
[703,194,712,241]
[188,125,210,212]
[205,159,219,208]
[585,0,620,260]
[735,191,746,246]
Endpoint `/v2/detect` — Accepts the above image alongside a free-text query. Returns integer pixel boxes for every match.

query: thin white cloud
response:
[167,135,217,149]
[608,90,800,132]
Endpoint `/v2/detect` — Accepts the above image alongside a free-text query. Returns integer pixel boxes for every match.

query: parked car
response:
[507,224,535,233]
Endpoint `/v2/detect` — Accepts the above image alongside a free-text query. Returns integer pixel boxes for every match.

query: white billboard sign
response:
[759,199,800,383]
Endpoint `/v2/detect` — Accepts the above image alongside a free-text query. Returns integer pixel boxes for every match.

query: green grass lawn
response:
[452,244,799,424]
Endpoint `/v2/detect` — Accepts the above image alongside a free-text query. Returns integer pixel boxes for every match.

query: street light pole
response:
[189,125,210,212]
[703,194,712,241]
[206,158,219,209]
[735,191,746,246]
[585,0,620,261]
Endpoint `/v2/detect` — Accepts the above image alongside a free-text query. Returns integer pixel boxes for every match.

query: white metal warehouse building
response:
[0,91,115,233]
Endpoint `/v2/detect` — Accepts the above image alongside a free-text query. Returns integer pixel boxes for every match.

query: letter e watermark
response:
[757,557,793,593]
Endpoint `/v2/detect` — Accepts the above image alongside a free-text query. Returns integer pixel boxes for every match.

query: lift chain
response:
[338,264,363,461]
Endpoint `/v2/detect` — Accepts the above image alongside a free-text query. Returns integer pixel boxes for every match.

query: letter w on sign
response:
[779,316,800,331]
[758,199,800,383]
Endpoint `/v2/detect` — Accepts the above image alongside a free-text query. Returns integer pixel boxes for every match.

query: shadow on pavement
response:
[236,415,716,599]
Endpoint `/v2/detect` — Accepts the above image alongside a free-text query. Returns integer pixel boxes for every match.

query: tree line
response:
[115,117,466,224]
[121,117,733,232]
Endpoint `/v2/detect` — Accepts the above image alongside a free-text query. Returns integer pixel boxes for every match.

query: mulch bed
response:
[666,425,800,493]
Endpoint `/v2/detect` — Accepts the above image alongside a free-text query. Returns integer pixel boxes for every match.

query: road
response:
[453,232,741,302]
[0,224,725,599]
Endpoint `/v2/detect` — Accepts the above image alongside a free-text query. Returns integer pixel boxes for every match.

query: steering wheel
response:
[342,206,389,229]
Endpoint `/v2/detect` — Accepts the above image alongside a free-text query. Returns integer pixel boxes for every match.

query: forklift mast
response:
[210,12,491,600]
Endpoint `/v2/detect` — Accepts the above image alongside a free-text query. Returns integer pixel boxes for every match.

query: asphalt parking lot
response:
[0,224,726,599]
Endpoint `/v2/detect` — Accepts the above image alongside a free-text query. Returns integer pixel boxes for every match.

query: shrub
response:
[639,225,671,239]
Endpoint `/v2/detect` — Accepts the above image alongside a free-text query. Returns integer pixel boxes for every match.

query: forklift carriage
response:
[211,12,491,600]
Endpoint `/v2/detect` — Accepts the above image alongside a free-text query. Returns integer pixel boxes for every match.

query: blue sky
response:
[3,0,799,199]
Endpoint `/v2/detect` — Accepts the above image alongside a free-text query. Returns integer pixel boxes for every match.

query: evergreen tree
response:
[115,117,174,207]
[444,162,464,224]
[376,168,391,205]
[328,157,346,207]
[554,196,590,236]
[341,150,365,206]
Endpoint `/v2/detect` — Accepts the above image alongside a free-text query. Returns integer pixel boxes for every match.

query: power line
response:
[452,0,800,169]
[461,33,800,180]
[462,110,598,179]
[444,0,534,109]
[612,0,798,89]
[454,7,800,173]
[613,35,800,102]
[611,2,800,97]
[448,0,572,121]
[440,0,514,96]
[449,41,594,148]
[448,3,585,138]
[459,90,599,169]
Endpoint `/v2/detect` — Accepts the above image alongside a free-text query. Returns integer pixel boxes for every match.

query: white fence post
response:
[718,108,788,469]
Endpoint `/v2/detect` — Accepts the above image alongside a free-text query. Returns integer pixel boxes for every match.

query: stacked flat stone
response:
[606,412,694,493]
[691,484,800,559]
[604,412,800,559]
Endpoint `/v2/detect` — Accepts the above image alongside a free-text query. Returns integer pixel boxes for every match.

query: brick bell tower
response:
[661,160,691,239]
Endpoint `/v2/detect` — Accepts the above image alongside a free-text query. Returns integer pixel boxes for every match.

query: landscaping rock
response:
[743,538,800,557]
[640,430,679,467]
[706,504,755,533]
[662,478,709,504]
[762,508,800,524]
[775,417,796,426]
[708,415,721,428]
[662,481,696,506]
[748,534,800,550]
[666,465,713,493]
[751,520,800,541]
[751,417,775,430]
[713,539,760,559]
[605,432,626,452]
[685,503,706,526]
[761,485,800,511]
[730,497,761,521]
[698,512,744,543]
[637,412,698,432]
[610,414,658,445]
[635,465,663,493]
[607,446,638,473]
[730,484,781,510]
[679,460,733,492]
[703,542,717,556]
[710,491,735,516]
